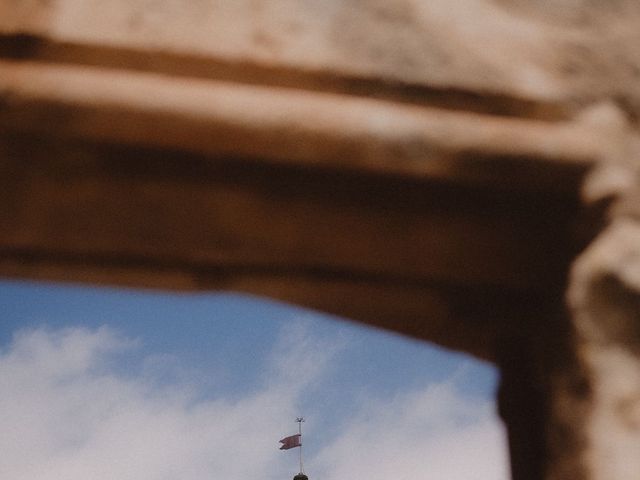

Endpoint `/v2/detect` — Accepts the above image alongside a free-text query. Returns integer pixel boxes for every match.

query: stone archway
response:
[1,2,640,478]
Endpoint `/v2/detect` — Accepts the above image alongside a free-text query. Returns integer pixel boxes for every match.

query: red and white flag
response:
[279,434,301,450]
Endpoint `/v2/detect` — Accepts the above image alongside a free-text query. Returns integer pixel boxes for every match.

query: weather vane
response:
[280,417,307,478]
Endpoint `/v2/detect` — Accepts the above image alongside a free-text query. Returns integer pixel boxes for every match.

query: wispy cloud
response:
[0,326,304,480]
[265,318,347,392]
[313,378,510,480]
[0,325,508,480]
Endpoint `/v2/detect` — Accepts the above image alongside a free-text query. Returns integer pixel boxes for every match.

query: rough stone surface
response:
[568,130,640,480]
[2,0,640,112]
[569,221,640,480]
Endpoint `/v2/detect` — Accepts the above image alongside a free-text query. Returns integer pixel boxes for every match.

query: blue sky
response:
[0,279,508,480]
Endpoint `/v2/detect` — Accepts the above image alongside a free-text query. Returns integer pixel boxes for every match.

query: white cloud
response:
[0,326,307,480]
[0,325,509,480]
[312,380,510,480]
[265,318,347,392]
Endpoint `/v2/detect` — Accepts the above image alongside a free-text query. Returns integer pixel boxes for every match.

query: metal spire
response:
[296,417,305,474]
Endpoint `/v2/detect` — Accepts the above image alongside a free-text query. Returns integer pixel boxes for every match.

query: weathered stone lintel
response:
[0,59,602,190]
[0,131,580,361]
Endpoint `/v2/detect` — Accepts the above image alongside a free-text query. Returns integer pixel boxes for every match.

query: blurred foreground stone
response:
[1,1,639,479]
